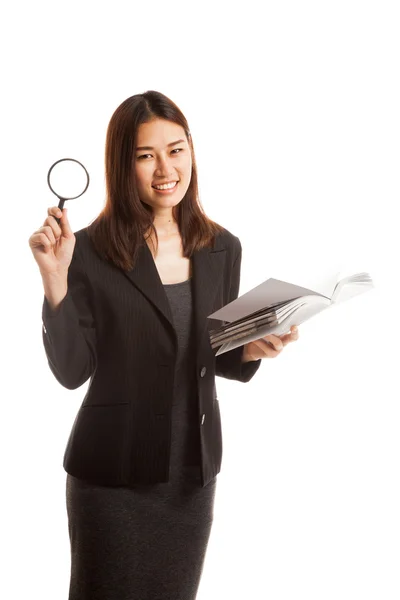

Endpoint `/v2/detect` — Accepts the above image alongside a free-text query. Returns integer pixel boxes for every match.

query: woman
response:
[29,90,299,599]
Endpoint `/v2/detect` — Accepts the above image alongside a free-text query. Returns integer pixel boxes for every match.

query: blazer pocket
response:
[82,399,129,408]
[63,404,129,481]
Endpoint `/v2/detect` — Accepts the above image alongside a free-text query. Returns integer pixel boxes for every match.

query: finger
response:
[281,329,299,345]
[53,206,74,237]
[46,206,63,222]
[263,335,284,351]
[37,224,56,246]
[46,215,62,239]
[29,231,54,251]
[256,338,282,354]
[45,207,63,239]
[47,205,63,220]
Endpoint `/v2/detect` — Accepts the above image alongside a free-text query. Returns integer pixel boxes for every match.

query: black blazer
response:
[41,226,261,487]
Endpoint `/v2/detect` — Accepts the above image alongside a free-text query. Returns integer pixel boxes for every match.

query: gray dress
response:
[66,277,218,600]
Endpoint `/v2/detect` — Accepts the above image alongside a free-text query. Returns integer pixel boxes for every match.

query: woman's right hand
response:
[29,206,76,277]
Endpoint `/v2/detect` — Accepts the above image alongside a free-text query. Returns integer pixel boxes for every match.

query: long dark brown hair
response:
[86,90,225,272]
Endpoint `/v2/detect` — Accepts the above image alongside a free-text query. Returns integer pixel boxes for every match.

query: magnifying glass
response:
[47,158,90,225]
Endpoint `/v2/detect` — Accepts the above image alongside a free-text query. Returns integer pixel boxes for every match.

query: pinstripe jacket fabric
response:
[41,226,262,487]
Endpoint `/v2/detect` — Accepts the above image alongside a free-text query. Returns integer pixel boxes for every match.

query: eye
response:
[137,148,183,160]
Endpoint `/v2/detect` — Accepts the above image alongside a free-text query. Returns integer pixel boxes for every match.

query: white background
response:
[2,1,399,598]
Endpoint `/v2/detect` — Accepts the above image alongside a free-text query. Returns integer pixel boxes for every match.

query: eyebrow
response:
[135,139,186,151]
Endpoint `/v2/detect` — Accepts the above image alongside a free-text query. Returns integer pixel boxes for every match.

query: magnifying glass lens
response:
[48,160,88,198]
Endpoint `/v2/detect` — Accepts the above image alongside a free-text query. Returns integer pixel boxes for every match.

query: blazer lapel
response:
[121,238,227,352]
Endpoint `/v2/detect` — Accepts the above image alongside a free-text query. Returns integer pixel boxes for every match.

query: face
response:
[134,119,192,218]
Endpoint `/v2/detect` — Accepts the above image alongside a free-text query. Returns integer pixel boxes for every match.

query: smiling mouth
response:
[152,181,179,190]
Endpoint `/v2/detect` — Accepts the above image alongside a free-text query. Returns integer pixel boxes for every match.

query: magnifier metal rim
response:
[47,158,90,200]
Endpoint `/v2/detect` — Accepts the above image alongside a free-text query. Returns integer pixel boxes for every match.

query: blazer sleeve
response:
[214,238,262,383]
[41,241,97,390]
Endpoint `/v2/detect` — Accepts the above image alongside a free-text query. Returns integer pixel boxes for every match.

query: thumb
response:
[60,207,73,236]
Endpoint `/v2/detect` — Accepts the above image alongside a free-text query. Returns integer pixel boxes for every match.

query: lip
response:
[152,180,179,187]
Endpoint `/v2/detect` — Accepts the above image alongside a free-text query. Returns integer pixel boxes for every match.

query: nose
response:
[154,154,176,177]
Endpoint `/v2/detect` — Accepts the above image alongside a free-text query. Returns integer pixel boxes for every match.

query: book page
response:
[215,301,330,355]
[331,277,374,304]
[209,277,328,323]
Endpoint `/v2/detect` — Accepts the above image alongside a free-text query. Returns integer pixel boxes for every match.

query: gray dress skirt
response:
[66,277,218,600]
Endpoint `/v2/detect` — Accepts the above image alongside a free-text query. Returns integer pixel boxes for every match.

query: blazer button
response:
[200,367,206,377]
[201,414,206,425]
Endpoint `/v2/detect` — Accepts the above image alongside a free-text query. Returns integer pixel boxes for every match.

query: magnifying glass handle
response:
[54,199,66,226]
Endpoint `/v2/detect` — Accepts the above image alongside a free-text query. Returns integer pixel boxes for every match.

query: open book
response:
[208,272,374,357]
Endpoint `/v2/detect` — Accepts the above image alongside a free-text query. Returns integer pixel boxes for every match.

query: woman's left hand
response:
[243,325,299,361]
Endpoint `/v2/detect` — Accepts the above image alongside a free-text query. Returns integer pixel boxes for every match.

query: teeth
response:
[153,181,177,190]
